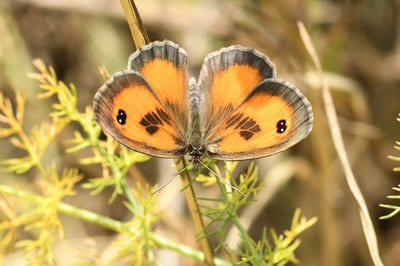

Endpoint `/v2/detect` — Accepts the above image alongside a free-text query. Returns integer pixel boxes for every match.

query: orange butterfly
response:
[93,40,313,166]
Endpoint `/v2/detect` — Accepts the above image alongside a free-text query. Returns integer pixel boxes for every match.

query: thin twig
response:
[120,0,149,48]
[297,21,383,266]
[118,1,214,264]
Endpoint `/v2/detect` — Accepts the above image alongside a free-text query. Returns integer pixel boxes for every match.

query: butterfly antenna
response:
[151,166,188,194]
[198,160,245,196]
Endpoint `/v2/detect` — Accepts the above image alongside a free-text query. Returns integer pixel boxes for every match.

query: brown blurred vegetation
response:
[1,0,400,265]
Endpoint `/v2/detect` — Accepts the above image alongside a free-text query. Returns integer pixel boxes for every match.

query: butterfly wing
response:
[206,79,312,160]
[198,46,276,138]
[128,40,189,135]
[199,46,313,160]
[93,41,189,158]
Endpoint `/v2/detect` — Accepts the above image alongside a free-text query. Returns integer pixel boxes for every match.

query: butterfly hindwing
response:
[93,71,187,158]
[205,79,313,160]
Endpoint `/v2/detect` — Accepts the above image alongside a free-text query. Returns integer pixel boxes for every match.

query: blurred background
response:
[1,0,399,265]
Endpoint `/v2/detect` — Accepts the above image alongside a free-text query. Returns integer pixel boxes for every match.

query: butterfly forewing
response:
[93,71,187,158]
[128,41,189,135]
[198,46,277,138]
[205,79,313,160]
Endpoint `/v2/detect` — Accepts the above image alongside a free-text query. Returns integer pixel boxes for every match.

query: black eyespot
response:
[276,119,287,134]
[116,109,127,125]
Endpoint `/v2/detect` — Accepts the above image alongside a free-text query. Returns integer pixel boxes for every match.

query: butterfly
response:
[93,40,313,166]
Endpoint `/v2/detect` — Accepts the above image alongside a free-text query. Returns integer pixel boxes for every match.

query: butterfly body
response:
[94,40,313,163]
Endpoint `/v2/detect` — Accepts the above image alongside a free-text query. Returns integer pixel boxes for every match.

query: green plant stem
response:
[74,107,139,211]
[152,234,231,266]
[230,213,252,253]
[0,184,230,265]
[174,158,215,266]
[212,168,251,252]
[7,107,47,179]
[119,178,141,212]
[379,204,400,219]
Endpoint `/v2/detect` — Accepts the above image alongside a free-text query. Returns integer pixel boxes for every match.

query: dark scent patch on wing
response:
[157,108,171,125]
[139,107,173,135]
[225,112,261,140]
[226,113,243,128]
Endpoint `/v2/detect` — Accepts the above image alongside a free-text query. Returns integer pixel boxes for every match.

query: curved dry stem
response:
[297,21,383,266]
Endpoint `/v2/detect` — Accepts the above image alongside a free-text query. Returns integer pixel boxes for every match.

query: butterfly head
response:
[186,143,205,164]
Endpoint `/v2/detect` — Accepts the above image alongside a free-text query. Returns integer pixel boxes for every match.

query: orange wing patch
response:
[112,83,181,150]
[212,94,294,152]
[208,64,263,110]
[199,46,277,135]
[140,58,187,108]
[93,71,186,158]
[128,41,189,132]
[205,80,312,160]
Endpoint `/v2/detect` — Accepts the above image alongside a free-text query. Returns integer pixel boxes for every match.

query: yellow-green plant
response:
[0,59,316,265]
[380,113,400,219]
